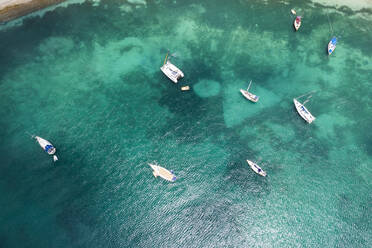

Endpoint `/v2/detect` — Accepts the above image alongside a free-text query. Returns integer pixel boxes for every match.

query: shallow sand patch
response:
[193,79,221,98]
[223,82,280,128]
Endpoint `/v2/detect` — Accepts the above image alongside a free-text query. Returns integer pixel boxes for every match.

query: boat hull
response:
[35,136,56,155]
[294,20,301,31]
[328,37,337,55]
[240,89,259,102]
[160,61,184,83]
[148,163,177,182]
[328,43,336,55]
[293,98,315,124]
[247,160,267,177]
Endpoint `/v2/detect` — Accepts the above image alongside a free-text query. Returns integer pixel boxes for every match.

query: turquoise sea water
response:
[0,0,371,247]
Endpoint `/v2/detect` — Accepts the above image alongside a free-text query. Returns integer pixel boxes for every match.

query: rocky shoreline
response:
[0,0,66,22]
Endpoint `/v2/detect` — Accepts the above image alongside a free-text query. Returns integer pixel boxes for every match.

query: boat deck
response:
[160,61,184,83]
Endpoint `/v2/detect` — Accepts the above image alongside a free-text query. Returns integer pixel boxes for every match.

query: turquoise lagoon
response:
[0,0,371,247]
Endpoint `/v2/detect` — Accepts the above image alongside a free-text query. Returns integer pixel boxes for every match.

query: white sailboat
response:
[148,163,177,182]
[294,16,301,31]
[160,52,184,83]
[293,93,316,124]
[247,160,267,177]
[34,136,58,162]
[240,80,259,102]
[328,37,337,55]
[326,11,337,55]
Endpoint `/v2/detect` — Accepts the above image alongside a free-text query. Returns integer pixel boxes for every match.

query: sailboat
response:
[160,51,184,83]
[148,163,177,182]
[294,16,301,31]
[326,10,337,55]
[328,37,337,55]
[34,136,58,162]
[240,80,259,102]
[293,93,316,124]
[247,160,267,177]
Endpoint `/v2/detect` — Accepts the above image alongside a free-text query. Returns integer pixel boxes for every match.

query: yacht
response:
[160,52,184,83]
[328,37,337,55]
[240,80,259,102]
[148,163,177,182]
[34,136,58,161]
[293,94,315,124]
[247,160,267,177]
[294,16,301,31]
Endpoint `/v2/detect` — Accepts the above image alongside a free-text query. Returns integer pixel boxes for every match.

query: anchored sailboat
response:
[34,136,58,162]
[328,37,337,55]
[326,11,337,55]
[148,163,177,182]
[293,93,316,124]
[247,160,267,177]
[240,80,259,103]
[294,16,301,31]
[160,51,184,83]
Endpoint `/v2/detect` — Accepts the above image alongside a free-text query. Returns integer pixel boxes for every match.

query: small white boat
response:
[293,95,315,124]
[34,136,58,161]
[148,163,177,182]
[160,52,184,83]
[181,85,190,91]
[240,80,259,102]
[247,160,267,177]
[294,16,301,31]
[291,9,296,15]
[328,37,337,55]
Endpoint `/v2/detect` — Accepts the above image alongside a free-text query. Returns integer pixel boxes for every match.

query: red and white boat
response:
[294,16,301,31]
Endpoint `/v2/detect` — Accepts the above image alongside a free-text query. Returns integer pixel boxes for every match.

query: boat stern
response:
[328,37,337,55]
[160,62,184,83]
[47,146,56,155]
[171,175,177,182]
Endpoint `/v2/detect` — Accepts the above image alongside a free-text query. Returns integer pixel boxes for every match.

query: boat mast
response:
[303,95,312,105]
[163,51,169,65]
[295,90,315,100]
[247,80,252,91]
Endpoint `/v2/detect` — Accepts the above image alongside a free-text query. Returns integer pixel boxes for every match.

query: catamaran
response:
[294,16,301,31]
[247,160,267,177]
[240,80,259,103]
[160,52,184,83]
[293,93,316,124]
[148,163,177,182]
[34,136,58,162]
[328,37,337,55]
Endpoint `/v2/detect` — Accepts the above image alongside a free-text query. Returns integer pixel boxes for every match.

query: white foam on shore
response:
[311,0,372,11]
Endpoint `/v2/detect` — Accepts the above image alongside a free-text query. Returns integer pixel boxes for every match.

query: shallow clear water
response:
[0,0,371,247]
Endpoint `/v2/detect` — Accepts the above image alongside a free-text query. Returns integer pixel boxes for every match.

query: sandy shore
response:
[0,0,66,22]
